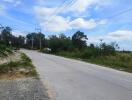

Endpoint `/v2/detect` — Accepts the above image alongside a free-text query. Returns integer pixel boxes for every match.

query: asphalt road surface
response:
[22,49,132,100]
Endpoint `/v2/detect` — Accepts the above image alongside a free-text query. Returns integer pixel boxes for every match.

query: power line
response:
[1,3,131,35]
[44,0,76,27]
[44,0,69,26]
[106,7,132,19]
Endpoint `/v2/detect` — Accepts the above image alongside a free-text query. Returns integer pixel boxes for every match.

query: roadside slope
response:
[0,51,49,100]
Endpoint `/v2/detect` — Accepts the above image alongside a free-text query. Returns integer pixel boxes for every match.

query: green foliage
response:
[48,34,73,53]
[100,42,117,56]
[80,48,98,59]
[57,51,132,72]
[21,53,31,62]
[57,49,81,58]
[65,42,117,59]
[26,32,45,49]
[11,35,25,48]
[0,53,38,77]
[87,53,132,72]
[0,43,13,57]
[72,31,88,49]
[55,41,132,73]
[1,27,12,46]
[0,26,132,73]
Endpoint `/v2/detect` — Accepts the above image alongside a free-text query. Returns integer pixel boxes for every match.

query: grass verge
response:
[56,51,132,73]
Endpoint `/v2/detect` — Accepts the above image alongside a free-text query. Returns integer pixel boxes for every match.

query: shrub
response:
[0,44,13,57]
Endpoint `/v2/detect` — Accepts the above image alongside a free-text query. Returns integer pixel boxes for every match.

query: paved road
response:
[22,50,132,100]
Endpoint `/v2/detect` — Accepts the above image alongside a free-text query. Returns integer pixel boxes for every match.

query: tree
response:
[48,35,60,52]
[26,32,45,49]
[11,35,25,48]
[48,34,73,52]
[72,31,88,49]
[89,43,95,48]
[1,27,12,46]
[100,42,118,56]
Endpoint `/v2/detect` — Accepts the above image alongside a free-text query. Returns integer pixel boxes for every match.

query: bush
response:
[0,44,13,57]
[100,42,117,56]
[21,53,31,62]
[80,49,93,59]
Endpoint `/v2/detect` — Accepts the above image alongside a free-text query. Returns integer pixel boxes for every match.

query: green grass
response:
[0,53,38,78]
[0,44,13,58]
[86,53,132,72]
[56,51,132,73]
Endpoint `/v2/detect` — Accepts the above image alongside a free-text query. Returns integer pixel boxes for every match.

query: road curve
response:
[22,49,132,100]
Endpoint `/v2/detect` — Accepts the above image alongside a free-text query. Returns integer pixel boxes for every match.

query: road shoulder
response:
[0,78,49,100]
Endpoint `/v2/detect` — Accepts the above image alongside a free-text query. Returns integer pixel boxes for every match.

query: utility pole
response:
[39,32,42,50]
[35,26,42,50]
[31,37,34,49]
[0,24,4,41]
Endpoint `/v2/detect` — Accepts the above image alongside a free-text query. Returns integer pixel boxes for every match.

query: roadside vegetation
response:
[0,43,13,57]
[57,51,132,72]
[87,52,132,72]
[0,26,132,73]
[44,31,132,73]
[0,50,38,79]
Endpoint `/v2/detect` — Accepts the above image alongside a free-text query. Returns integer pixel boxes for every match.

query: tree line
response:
[0,26,119,58]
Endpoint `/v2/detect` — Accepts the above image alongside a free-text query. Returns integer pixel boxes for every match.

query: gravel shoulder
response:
[0,78,49,100]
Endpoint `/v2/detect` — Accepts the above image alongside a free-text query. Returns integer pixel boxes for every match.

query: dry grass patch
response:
[0,52,38,80]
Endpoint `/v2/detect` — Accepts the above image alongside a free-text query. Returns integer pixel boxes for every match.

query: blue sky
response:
[0,0,132,50]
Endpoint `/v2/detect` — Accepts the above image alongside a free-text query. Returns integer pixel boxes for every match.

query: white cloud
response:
[0,3,32,27]
[98,19,108,25]
[3,0,22,6]
[65,0,112,13]
[3,0,14,3]
[34,6,107,32]
[108,30,132,40]
[34,6,56,17]
[88,30,132,44]
[12,30,26,37]
[70,18,107,29]
[14,0,21,6]
[87,30,132,51]
[0,5,6,15]
[33,0,111,33]
[34,6,70,32]
[40,15,70,32]
[70,18,97,29]
[68,0,99,13]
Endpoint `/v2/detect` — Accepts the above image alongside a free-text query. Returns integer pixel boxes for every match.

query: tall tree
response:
[1,27,12,46]
[48,34,73,52]
[72,31,88,49]
[48,35,61,52]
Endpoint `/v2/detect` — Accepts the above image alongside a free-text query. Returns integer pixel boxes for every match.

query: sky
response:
[0,0,132,50]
